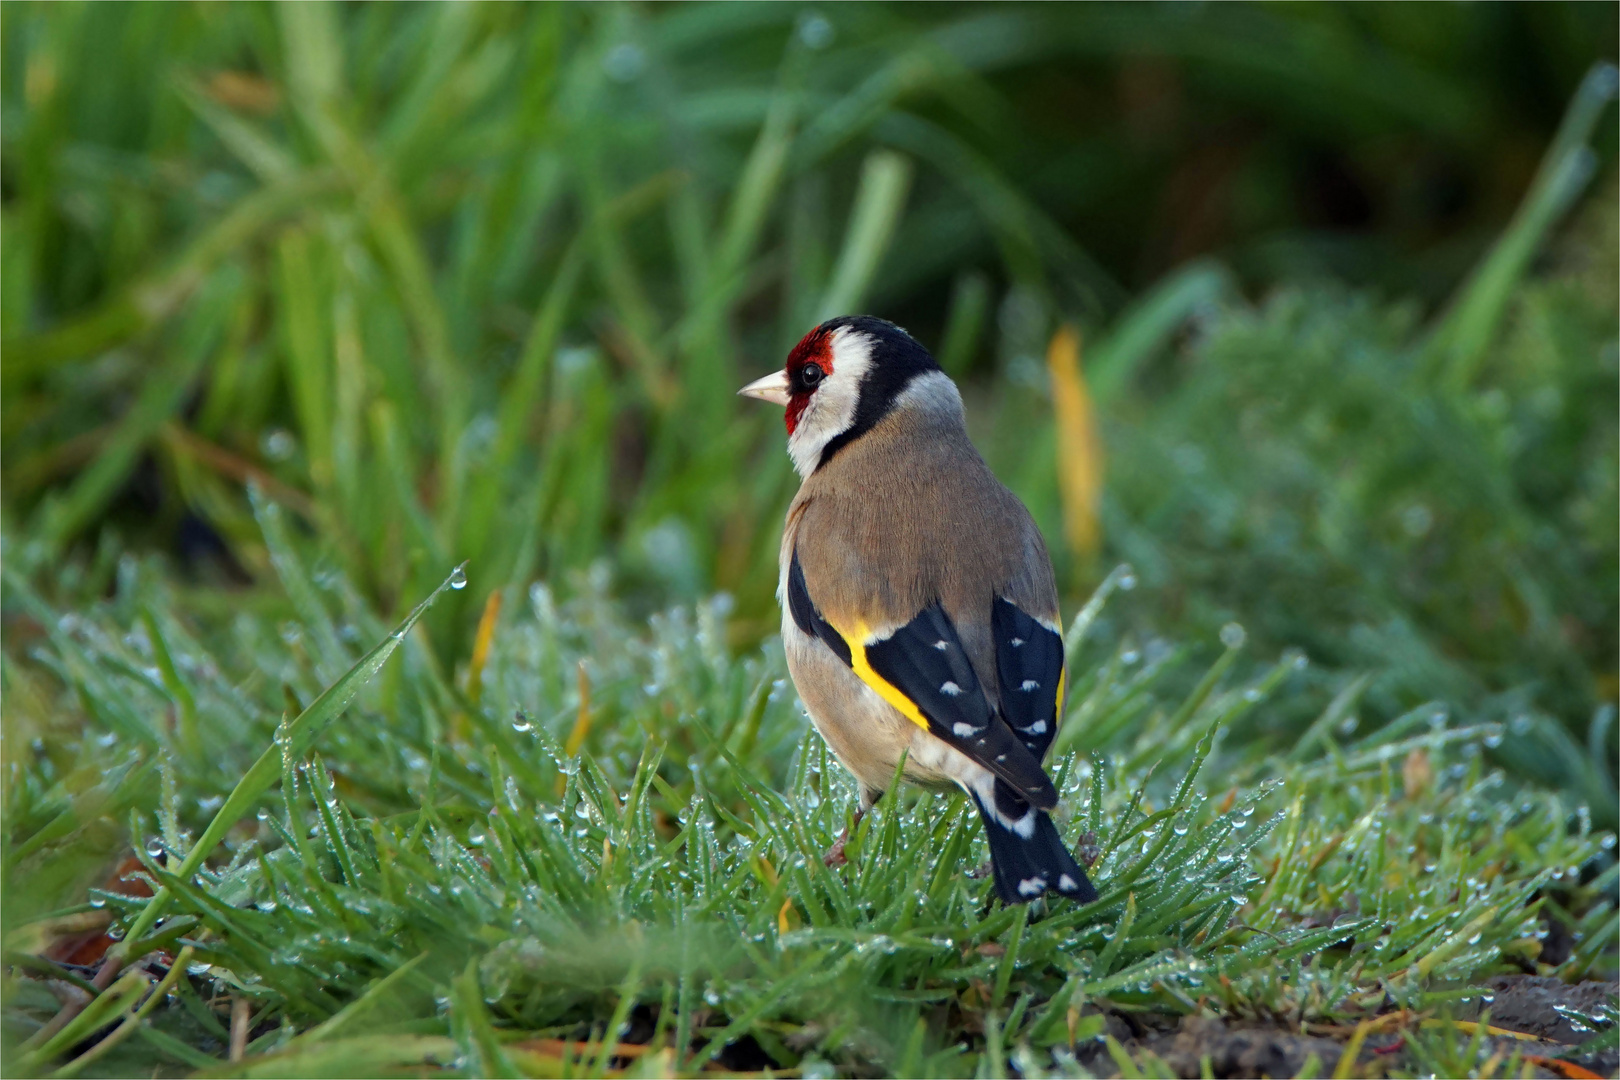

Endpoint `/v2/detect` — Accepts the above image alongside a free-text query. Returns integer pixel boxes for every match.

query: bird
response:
[738,314,1098,906]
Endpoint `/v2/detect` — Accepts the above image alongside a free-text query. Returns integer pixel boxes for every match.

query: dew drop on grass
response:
[1219,623,1246,650]
[449,566,468,590]
[467,830,485,847]
[89,896,106,909]
[1117,566,1137,591]
[1121,650,1140,665]
[145,836,165,858]
[1172,823,1190,836]
[796,11,834,49]
[1242,688,1263,703]
[1338,714,1360,736]
[512,713,533,734]
[262,429,296,461]
[1483,726,1505,748]
[256,808,271,822]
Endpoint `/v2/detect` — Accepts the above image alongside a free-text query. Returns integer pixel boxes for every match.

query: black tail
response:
[972,780,1098,905]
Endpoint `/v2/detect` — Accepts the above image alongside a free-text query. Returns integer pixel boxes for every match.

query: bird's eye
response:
[799,363,824,388]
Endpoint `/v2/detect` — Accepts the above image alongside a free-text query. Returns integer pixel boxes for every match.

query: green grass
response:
[4,513,1613,1077]
[2,4,1617,1077]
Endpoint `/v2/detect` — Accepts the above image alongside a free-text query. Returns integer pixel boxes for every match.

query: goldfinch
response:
[739,315,1097,905]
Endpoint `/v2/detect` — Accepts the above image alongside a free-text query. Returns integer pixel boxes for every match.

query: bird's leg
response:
[1075,831,1101,868]
[823,806,868,867]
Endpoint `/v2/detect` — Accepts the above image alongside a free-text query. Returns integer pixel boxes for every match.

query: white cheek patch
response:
[786,328,873,477]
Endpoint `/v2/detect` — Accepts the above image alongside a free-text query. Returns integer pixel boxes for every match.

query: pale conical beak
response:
[737,369,791,406]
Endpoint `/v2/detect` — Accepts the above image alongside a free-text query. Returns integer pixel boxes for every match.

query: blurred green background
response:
[2,1,1616,810]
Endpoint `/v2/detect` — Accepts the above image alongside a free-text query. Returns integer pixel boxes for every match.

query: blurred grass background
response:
[4,1,1615,809]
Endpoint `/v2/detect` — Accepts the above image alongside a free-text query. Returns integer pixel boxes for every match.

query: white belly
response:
[781,609,993,806]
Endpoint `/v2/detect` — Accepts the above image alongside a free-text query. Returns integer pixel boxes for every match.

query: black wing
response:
[787,551,1057,809]
[991,597,1065,762]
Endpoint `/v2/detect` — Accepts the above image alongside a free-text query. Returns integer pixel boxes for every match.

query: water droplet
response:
[1401,503,1433,538]
[279,622,302,645]
[512,713,533,734]
[145,837,165,859]
[1284,648,1308,671]
[89,896,107,909]
[1337,714,1360,736]
[1172,823,1190,836]
[449,566,468,590]
[1483,725,1504,749]
[467,830,485,847]
[1117,567,1138,591]
[603,42,646,82]
[1510,714,1533,736]
[1242,688,1263,703]
[257,807,272,822]
[796,11,834,49]
[1219,623,1246,650]
[106,926,126,942]
[261,428,296,461]
[1120,649,1140,665]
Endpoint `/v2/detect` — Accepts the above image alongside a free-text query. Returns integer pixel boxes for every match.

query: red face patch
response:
[783,326,833,435]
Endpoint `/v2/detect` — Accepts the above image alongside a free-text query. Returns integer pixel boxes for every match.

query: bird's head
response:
[739,315,950,477]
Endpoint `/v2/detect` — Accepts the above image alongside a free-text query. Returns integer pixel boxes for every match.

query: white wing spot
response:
[1010,637,1024,647]
[940,681,963,696]
[1017,876,1047,897]
[933,639,950,650]
[1020,679,1040,691]
[995,754,1007,762]
[952,722,977,738]
[1027,720,1047,735]
[1059,874,1078,892]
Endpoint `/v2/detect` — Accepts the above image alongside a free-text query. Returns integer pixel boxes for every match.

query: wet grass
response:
[3,516,1614,1077]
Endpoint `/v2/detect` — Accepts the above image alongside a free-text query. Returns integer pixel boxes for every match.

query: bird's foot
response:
[822,809,866,867]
